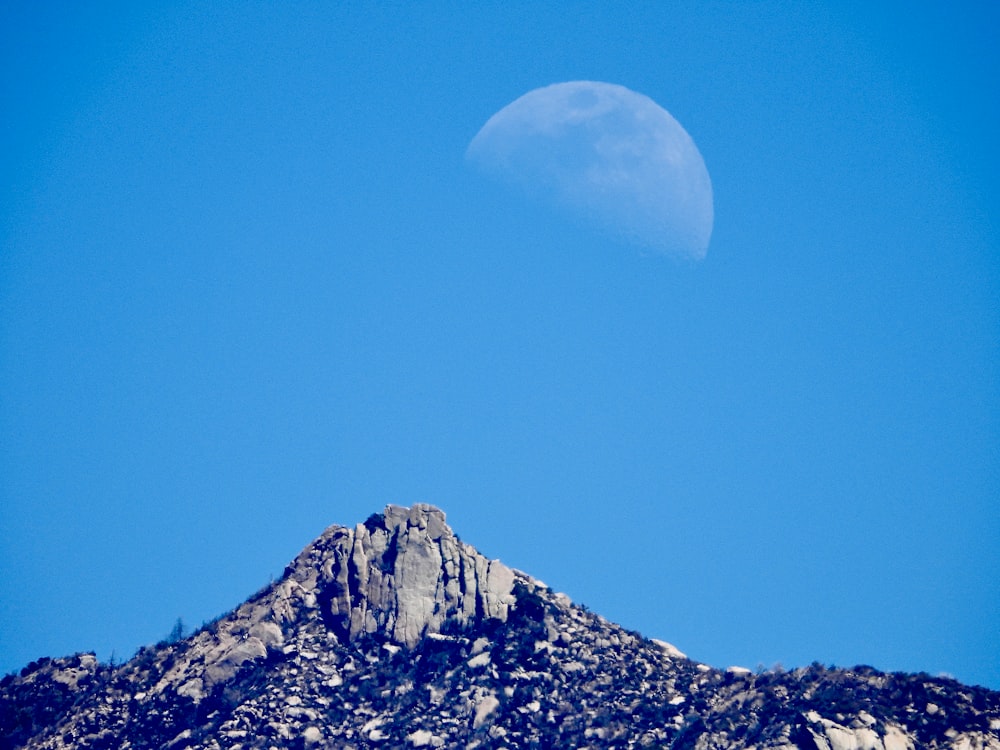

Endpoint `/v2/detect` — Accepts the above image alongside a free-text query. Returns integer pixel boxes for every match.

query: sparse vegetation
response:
[3,510,998,749]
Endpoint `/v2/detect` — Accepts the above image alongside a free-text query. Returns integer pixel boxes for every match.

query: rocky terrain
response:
[3,504,999,749]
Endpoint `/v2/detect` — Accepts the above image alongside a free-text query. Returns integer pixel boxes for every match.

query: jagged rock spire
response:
[284,504,516,647]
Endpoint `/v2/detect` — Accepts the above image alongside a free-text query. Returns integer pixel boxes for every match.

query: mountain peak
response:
[286,503,516,647]
[54,505,519,707]
[4,505,999,749]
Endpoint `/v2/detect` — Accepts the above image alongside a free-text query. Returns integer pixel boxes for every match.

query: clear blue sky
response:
[2,2,997,688]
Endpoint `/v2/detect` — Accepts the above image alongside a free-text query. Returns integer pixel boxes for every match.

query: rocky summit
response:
[2,505,998,750]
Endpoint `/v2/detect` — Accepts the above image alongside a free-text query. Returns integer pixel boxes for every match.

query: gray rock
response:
[286,504,515,647]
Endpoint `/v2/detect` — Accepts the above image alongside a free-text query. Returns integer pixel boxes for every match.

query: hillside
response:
[3,504,998,749]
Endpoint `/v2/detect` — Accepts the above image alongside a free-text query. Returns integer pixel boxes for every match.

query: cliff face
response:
[2,505,999,750]
[295,504,515,647]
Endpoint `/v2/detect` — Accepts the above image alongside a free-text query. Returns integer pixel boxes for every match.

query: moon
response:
[466,81,713,260]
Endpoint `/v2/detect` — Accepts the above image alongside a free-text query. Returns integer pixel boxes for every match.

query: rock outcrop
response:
[286,503,516,647]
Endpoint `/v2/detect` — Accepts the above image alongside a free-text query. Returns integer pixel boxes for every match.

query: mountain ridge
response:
[3,504,998,749]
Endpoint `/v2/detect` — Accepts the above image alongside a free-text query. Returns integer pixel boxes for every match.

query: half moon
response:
[466,81,713,260]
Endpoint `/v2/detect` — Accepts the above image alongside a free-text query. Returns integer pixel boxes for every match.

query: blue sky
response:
[1,2,997,688]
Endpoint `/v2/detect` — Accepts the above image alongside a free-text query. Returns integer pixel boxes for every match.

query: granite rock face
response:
[288,503,516,647]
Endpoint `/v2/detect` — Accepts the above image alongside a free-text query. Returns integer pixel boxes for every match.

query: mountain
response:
[2,504,998,749]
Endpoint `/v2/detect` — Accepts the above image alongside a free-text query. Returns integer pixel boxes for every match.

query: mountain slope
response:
[3,504,998,749]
